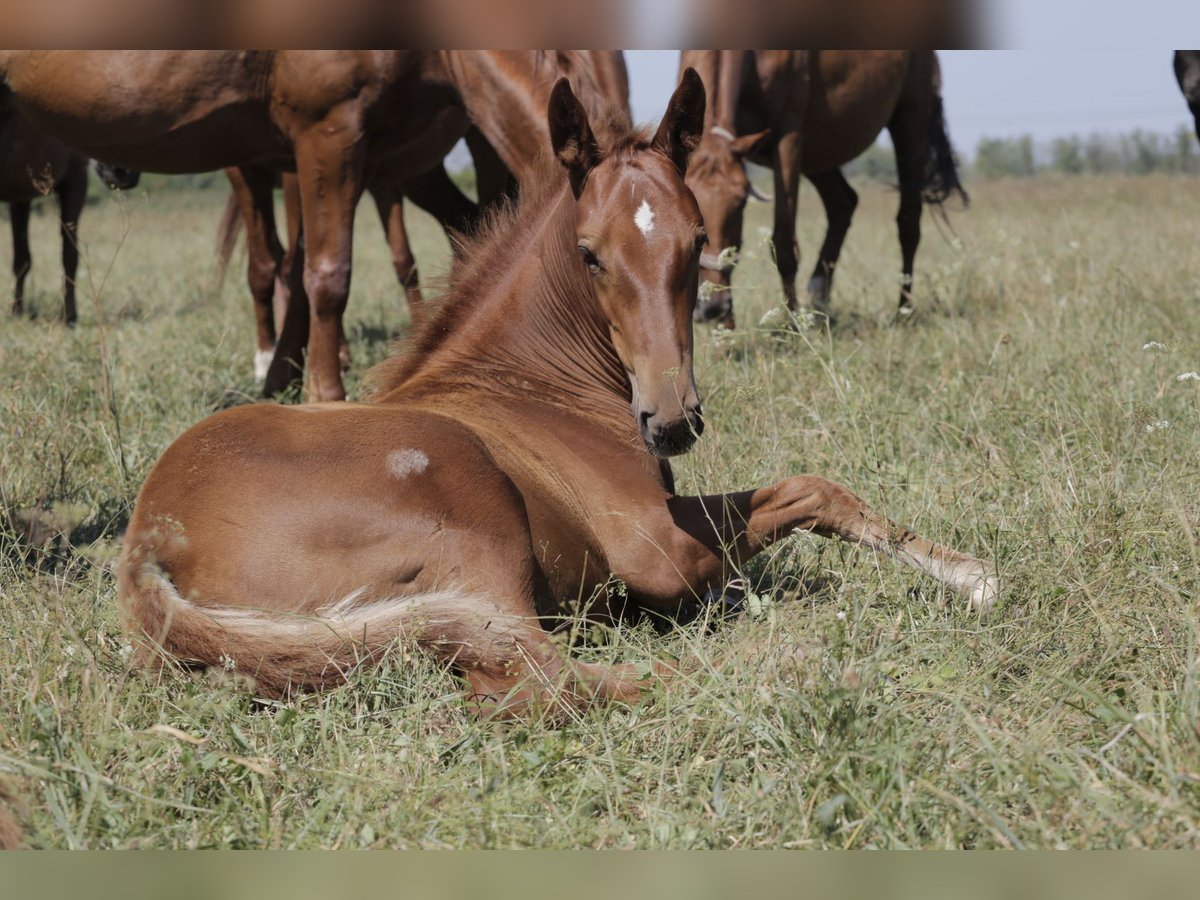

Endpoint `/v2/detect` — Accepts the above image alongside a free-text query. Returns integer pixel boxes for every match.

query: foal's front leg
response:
[662,475,998,614]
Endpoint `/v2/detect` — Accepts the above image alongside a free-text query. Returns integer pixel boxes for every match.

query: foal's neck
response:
[383,185,631,425]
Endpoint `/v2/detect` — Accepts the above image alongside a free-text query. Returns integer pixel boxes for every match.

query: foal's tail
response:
[215,191,243,284]
[922,64,969,208]
[119,551,522,699]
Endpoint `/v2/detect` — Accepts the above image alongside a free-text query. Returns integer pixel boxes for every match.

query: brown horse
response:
[222,50,628,387]
[682,51,967,328]
[0,106,135,323]
[0,51,627,402]
[1176,51,1200,142]
[118,73,998,720]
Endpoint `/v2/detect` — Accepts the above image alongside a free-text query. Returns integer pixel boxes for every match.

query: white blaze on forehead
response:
[634,199,655,236]
[387,448,429,479]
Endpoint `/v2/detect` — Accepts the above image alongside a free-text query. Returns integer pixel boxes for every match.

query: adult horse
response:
[118,73,998,719]
[1,105,138,323]
[0,51,625,402]
[682,51,967,328]
[220,50,628,385]
[1175,51,1200,142]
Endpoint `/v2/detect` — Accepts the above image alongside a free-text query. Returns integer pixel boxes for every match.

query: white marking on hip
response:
[387,448,429,479]
[634,200,655,236]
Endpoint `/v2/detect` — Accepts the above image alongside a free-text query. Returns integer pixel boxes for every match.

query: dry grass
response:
[1,172,1198,847]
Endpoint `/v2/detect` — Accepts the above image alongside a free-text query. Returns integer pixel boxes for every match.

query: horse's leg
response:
[887,90,932,315]
[613,477,998,615]
[369,182,423,311]
[9,201,31,317]
[771,130,803,315]
[442,598,676,721]
[228,166,286,381]
[277,173,301,332]
[806,169,857,313]
[56,161,87,325]
[403,164,479,237]
[275,124,366,402]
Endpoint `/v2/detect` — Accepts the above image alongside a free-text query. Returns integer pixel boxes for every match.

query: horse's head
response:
[93,161,140,191]
[683,127,770,327]
[549,69,708,458]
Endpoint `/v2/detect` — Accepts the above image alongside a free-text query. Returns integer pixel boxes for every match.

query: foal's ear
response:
[652,68,707,176]
[549,78,600,197]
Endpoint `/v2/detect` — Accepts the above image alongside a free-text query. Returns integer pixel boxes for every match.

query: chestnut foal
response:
[119,74,997,720]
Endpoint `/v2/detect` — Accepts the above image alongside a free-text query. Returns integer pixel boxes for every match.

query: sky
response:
[625,50,1198,158]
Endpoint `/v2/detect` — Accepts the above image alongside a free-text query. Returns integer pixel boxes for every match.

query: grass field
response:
[1,171,1199,848]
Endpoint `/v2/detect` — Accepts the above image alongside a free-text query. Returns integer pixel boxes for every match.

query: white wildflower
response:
[715,245,740,270]
[64,644,76,657]
[836,610,847,621]
[118,643,134,661]
[219,654,238,672]
[1176,372,1200,382]
[1145,420,1170,433]
[759,307,785,327]
[1142,341,1166,352]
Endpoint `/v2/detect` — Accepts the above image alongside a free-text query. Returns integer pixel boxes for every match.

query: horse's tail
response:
[215,190,243,284]
[0,780,24,851]
[922,80,969,208]
[118,550,517,698]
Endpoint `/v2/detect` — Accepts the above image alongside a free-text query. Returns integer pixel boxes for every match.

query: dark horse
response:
[1175,51,1200,142]
[682,51,967,328]
[0,101,138,323]
[118,73,998,720]
[0,51,624,401]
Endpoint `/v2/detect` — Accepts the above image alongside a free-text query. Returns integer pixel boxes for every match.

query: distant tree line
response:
[841,125,1199,183]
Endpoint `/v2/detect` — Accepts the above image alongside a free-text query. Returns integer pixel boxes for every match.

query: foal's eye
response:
[578,245,603,274]
[693,233,708,257]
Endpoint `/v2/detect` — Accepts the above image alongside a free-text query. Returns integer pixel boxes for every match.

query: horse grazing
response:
[0,51,594,401]
[1176,51,1200,142]
[0,106,138,323]
[682,51,967,328]
[221,50,628,388]
[118,73,998,720]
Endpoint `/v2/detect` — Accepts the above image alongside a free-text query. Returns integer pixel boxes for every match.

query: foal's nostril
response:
[639,409,653,434]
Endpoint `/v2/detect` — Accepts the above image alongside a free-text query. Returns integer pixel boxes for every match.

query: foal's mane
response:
[363,126,654,408]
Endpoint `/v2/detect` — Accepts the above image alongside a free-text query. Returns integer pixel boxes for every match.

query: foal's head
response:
[549,69,708,458]
[683,127,770,327]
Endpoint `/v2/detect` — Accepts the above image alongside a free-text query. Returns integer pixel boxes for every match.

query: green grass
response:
[2,173,1199,848]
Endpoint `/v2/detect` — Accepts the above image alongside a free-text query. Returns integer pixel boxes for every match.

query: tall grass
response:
[1,174,1198,847]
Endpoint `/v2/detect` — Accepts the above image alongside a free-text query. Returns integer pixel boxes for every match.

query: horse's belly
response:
[3,51,286,171]
[801,51,909,173]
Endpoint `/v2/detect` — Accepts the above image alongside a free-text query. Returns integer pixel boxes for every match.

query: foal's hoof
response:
[965,572,1000,617]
